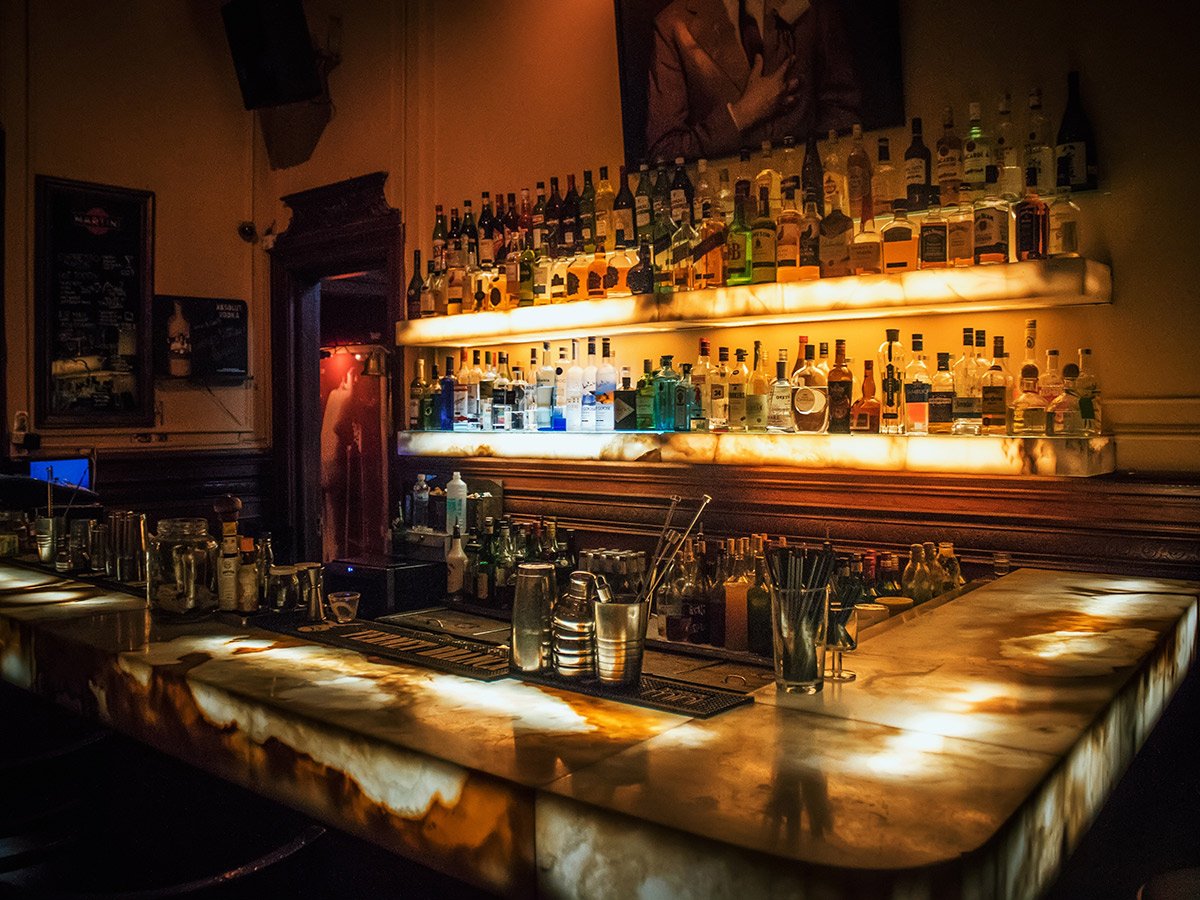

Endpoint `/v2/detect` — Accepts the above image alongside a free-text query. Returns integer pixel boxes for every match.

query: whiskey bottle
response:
[980,338,1010,435]
[651,205,674,295]
[973,190,1012,264]
[904,117,933,212]
[750,186,777,283]
[1013,167,1049,260]
[421,363,440,431]
[822,129,848,215]
[1056,70,1098,192]
[935,106,964,205]
[904,334,931,434]
[709,347,730,430]
[727,348,749,431]
[880,202,918,273]
[725,184,754,285]
[746,341,771,432]
[877,328,907,433]
[849,360,881,433]
[818,200,853,278]
[918,204,948,269]
[775,186,802,281]
[951,327,982,435]
[846,123,873,220]
[671,215,698,291]
[873,137,902,218]
[791,344,828,433]
[849,193,883,275]
[947,204,975,267]
[652,160,672,222]
[626,241,654,295]
[692,158,714,224]
[1049,158,1082,257]
[612,166,636,247]
[614,368,637,431]
[408,357,427,431]
[826,339,854,433]
[928,352,955,434]
[767,351,795,432]
[693,201,727,289]
[797,192,822,280]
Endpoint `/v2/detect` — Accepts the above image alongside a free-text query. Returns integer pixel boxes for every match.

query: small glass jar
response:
[267,565,302,611]
[147,518,218,619]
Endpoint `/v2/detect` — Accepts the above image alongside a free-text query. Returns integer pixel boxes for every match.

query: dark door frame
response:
[268,172,404,563]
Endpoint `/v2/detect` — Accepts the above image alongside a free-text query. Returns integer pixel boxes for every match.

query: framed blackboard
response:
[153,295,249,383]
[35,176,155,428]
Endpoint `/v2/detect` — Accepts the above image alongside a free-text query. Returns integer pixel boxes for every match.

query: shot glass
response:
[327,591,360,623]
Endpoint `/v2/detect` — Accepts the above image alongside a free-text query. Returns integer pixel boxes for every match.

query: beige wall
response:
[5,0,1200,470]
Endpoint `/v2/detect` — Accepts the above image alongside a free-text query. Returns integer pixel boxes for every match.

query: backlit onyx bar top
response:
[1,563,1195,898]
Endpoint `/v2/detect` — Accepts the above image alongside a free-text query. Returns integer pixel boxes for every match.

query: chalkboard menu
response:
[153,295,249,383]
[35,176,154,428]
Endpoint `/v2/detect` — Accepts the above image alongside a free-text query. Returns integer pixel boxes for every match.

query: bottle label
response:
[595,215,608,240]
[792,385,827,415]
[919,225,947,263]
[848,240,881,273]
[776,222,800,268]
[1015,208,1043,256]
[745,394,768,429]
[819,231,851,277]
[769,385,794,428]
[752,227,776,270]
[827,381,852,430]
[635,195,651,228]
[612,209,634,244]
[728,382,746,425]
[948,220,973,260]
[726,232,749,271]
[1050,213,1078,256]
[904,157,926,186]
[798,221,819,267]
[935,148,963,183]
[881,368,901,408]
[1057,142,1087,186]
[952,395,981,419]
[905,380,931,404]
[963,142,990,185]
[974,207,1009,255]
[670,189,688,220]
[587,269,605,297]
[692,230,726,263]
[981,385,1007,422]
[929,389,954,424]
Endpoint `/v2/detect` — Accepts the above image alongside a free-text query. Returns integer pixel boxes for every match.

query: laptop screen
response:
[29,457,92,491]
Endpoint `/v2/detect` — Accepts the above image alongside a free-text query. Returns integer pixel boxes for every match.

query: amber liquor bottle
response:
[826,339,854,434]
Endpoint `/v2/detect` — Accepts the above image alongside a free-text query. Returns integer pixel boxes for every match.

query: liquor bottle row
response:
[447,514,579,609]
[406,74,1094,318]
[406,319,1101,438]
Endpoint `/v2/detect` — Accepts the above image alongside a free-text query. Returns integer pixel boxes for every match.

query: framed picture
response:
[153,295,249,383]
[614,0,905,165]
[34,176,155,428]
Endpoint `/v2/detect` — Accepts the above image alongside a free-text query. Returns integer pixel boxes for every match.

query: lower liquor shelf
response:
[397,429,1115,477]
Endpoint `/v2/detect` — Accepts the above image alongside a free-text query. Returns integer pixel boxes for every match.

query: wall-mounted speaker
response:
[221,0,322,110]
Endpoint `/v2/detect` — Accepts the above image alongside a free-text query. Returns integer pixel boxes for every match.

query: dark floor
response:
[1044,663,1200,899]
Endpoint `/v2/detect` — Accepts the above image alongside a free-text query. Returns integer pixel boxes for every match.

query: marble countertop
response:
[1,562,1195,899]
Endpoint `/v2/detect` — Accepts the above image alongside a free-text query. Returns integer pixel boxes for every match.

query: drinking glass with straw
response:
[764,541,836,694]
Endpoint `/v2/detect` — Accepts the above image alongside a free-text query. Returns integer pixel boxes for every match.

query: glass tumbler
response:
[769,584,830,694]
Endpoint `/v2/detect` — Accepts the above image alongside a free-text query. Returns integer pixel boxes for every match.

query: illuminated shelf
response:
[397,431,1115,477]
[394,258,1112,348]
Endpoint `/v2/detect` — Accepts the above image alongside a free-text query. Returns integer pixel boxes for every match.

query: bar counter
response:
[1,562,1195,898]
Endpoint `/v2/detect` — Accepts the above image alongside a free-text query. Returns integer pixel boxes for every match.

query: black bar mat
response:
[512,669,754,719]
[252,613,511,681]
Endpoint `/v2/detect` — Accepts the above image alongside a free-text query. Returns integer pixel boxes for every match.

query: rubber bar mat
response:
[512,668,753,719]
[252,613,511,681]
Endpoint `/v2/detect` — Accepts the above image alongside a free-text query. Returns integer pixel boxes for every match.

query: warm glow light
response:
[396,430,1115,477]
[395,259,1111,348]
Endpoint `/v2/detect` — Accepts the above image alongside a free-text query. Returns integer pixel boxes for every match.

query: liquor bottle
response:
[1013,167,1049,260]
[902,543,934,604]
[775,186,802,281]
[614,367,637,431]
[492,353,512,431]
[826,338,853,433]
[947,204,974,267]
[479,352,497,432]
[1056,70,1098,191]
[796,191,822,280]
[553,346,568,430]
[464,350,483,430]
[727,348,749,431]
[980,337,1010,435]
[461,200,479,267]
[579,169,596,251]
[536,342,556,431]
[1024,88,1055,194]
[973,191,1012,265]
[561,174,580,250]
[1049,158,1082,257]
[478,193,497,267]
[951,327,981,434]
[904,334,931,434]
[567,247,590,300]
[594,165,615,252]
[532,242,552,305]
[671,363,694,432]
[802,135,825,216]
[580,338,598,432]
[725,184,753,285]
[549,244,569,302]
[517,232,535,306]
[995,92,1023,200]
[440,355,459,432]
[754,140,782,215]
[545,177,563,248]
[709,347,730,430]
[492,520,515,608]
[768,351,794,432]
[791,344,828,433]
[746,341,771,432]
[717,167,734,222]
[691,338,713,427]
[935,106,964,205]
[780,135,800,193]
[670,156,694,224]
[670,214,698,291]
[877,328,907,434]
[595,338,617,432]
[522,351,537,431]
[734,147,753,197]
[928,352,955,434]
[1076,348,1101,434]
[652,160,672,221]
[408,357,427,430]
[818,198,853,278]
[421,362,440,431]
[822,129,848,215]
[693,201,726,288]
[636,359,656,430]
[849,360,881,432]
[873,137,901,218]
[1047,362,1084,436]
[610,239,636,296]
[817,342,830,376]
[918,204,948,269]
[750,186,777,284]
[692,158,714,224]
[790,334,809,381]
[408,250,425,318]
[532,181,547,250]
[904,117,933,211]
[1021,318,1040,385]
[1039,349,1064,405]
[746,538,772,656]
[627,240,655,295]
[587,246,609,298]
[432,204,448,271]
[962,102,995,201]
[880,202,918,272]
[845,123,872,219]
[1011,362,1049,435]
[565,340,583,432]
[849,193,882,275]
[653,355,680,432]
[633,162,653,241]
[504,192,519,255]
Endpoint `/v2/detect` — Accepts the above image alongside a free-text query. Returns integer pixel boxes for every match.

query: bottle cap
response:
[886,328,900,341]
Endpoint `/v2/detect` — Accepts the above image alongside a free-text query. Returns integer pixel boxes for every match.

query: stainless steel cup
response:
[511,562,556,673]
[593,599,649,686]
[35,516,63,563]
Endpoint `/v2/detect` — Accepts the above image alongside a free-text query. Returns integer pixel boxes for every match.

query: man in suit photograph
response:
[646,0,862,160]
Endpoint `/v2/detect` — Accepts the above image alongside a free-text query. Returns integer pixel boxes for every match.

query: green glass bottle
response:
[746,540,772,656]
[725,183,753,285]
[653,355,680,432]
[636,359,656,430]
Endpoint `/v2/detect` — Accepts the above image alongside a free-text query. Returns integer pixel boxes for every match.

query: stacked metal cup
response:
[593,598,649,686]
[553,572,603,680]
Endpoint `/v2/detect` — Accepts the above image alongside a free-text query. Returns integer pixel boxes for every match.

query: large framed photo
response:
[34,176,156,428]
[615,0,905,165]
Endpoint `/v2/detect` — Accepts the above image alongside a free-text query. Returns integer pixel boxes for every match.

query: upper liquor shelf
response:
[394,258,1111,349]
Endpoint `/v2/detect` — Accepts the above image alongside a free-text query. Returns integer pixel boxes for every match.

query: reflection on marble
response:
[395,258,1111,349]
[398,430,1116,477]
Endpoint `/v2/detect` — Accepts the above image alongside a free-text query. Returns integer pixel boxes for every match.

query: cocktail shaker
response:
[553,571,610,680]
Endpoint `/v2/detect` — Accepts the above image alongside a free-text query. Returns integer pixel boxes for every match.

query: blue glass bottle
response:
[653,355,680,432]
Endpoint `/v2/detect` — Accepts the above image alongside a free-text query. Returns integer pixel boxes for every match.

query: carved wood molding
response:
[273,172,394,252]
[396,457,1200,580]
